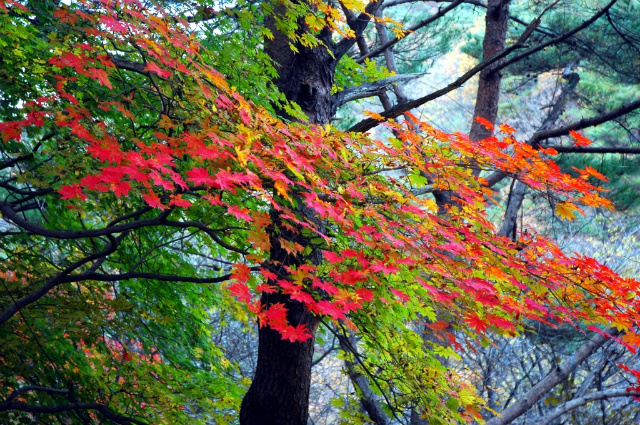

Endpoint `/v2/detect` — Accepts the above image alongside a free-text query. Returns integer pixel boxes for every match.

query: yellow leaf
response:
[555,202,582,221]
[158,114,175,130]
[274,180,291,201]
[235,146,249,166]
[340,0,367,11]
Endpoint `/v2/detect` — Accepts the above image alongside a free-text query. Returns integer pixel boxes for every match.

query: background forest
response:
[1,0,640,424]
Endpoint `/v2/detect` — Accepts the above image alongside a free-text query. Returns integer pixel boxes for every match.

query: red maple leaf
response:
[569,130,592,147]
[142,191,164,209]
[475,116,494,130]
[112,180,131,197]
[486,314,515,331]
[58,184,87,200]
[228,282,252,303]
[316,300,346,320]
[228,205,251,222]
[144,61,172,79]
[260,268,278,281]
[355,288,375,303]
[322,250,341,264]
[280,324,312,343]
[465,313,488,333]
[169,195,191,208]
[263,303,288,328]
[232,263,252,283]
[89,67,112,89]
[0,121,24,142]
[186,168,215,186]
[289,291,315,305]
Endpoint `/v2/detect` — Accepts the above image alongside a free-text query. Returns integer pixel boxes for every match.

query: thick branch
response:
[111,57,151,77]
[485,96,640,187]
[6,386,69,402]
[495,0,619,72]
[530,97,640,146]
[486,328,619,425]
[355,0,465,64]
[0,234,119,327]
[539,389,640,425]
[331,73,425,111]
[0,401,148,425]
[333,0,385,59]
[348,13,540,133]
[543,146,640,154]
[0,201,168,239]
[59,269,256,285]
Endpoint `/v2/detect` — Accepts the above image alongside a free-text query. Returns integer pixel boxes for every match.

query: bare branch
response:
[0,400,148,425]
[530,97,640,147]
[486,328,619,425]
[495,0,619,72]
[332,73,425,111]
[348,13,541,133]
[547,146,640,154]
[539,389,640,425]
[355,0,465,64]
[333,0,385,59]
[485,96,640,188]
[5,386,69,402]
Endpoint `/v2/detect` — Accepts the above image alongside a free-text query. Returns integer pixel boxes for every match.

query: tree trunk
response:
[240,292,320,425]
[239,7,335,425]
[468,0,511,143]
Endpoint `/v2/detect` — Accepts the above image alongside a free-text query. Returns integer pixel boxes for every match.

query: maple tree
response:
[1,1,640,425]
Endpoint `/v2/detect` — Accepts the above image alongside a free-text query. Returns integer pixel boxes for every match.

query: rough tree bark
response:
[468,0,511,143]
[239,7,337,425]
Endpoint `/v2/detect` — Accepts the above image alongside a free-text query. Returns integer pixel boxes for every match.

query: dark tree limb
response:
[486,328,619,425]
[355,0,465,64]
[111,57,151,77]
[0,401,148,425]
[543,146,640,154]
[333,0,385,60]
[5,386,69,402]
[495,0,619,72]
[0,201,169,239]
[348,12,541,133]
[530,97,640,147]
[0,234,120,327]
[538,389,640,425]
[59,269,257,285]
[484,96,640,188]
[331,73,425,112]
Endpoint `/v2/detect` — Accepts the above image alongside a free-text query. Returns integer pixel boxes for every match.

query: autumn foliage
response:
[1,0,640,423]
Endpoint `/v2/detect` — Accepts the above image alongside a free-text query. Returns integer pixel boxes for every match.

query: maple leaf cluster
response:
[3,0,639,348]
[2,0,640,421]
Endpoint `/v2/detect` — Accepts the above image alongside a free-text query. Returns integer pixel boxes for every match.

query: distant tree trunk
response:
[469,0,511,143]
[239,9,335,425]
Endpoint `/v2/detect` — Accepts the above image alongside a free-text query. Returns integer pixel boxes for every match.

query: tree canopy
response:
[1,0,640,424]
